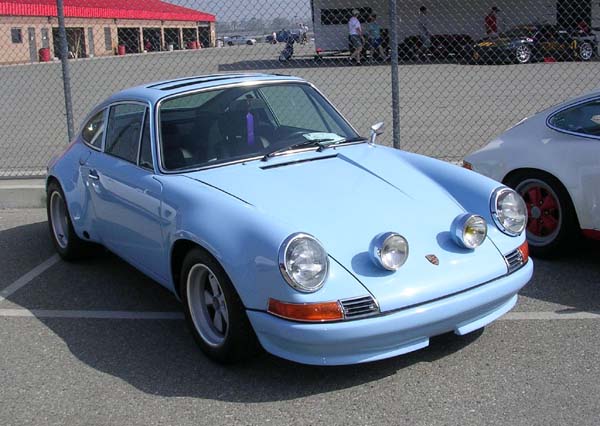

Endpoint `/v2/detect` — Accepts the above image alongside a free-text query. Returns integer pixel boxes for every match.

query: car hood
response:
[184,145,509,312]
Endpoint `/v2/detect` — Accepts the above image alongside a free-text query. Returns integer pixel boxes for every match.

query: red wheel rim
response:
[521,185,560,237]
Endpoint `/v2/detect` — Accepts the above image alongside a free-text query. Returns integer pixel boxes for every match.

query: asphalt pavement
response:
[2,43,600,176]
[1,209,599,425]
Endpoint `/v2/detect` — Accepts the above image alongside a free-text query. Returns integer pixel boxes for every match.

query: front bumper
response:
[247,260,532,365]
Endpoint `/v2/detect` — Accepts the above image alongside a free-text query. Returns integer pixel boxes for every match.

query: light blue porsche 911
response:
[46,73,532,365]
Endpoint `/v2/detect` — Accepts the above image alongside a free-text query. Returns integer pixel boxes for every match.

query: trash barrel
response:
[38,47,51,62]
[117,45,126,55]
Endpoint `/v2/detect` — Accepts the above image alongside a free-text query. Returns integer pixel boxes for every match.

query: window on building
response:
[11,28,22,43]
[104,27,112,51]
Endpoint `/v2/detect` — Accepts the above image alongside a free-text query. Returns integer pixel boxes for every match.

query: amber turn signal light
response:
[268,298,344,322]
[518,240,529,264]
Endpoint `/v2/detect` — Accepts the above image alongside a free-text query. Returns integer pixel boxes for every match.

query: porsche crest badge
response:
[425,254,439,265]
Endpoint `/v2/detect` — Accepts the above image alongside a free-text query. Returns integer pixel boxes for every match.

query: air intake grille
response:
[504,248,524,274]
[340,295,379,319]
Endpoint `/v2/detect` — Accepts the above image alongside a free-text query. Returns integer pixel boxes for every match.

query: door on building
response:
[87,27,95,56]
[28,27,37,62]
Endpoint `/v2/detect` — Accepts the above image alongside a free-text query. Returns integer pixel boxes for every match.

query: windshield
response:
[158,82,359,171]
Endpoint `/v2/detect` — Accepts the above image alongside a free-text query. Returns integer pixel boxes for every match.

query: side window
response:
[82,110,105,149]
[259,85,328,132]
[139,112,153,170]
[105,104,146,163]
[548,99,600,137]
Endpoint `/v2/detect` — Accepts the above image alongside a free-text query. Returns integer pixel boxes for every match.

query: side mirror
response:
[369,122,384,145]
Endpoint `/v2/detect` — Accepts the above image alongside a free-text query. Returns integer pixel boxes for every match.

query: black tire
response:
[46,180,90,261]
[515,44,532,64]
[578,41,594,61]
[180,247,260,363]
[246,40,253,46]
[227,41,234,46]
[504,170,579,258]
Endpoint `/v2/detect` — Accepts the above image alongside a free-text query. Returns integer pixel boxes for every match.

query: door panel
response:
[85,153,167,280]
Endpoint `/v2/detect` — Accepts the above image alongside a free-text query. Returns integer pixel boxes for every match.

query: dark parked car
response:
[473,24,597,64]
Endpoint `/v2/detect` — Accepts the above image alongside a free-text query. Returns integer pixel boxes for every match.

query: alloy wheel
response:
[516,45,531,63]
[50,191,69,249]
[186,263,229,347]
[516,179,562,246]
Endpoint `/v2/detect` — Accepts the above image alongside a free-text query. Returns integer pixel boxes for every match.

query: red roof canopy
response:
[0,0,215,22]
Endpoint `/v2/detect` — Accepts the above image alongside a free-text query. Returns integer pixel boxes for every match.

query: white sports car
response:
[464,90,600,257]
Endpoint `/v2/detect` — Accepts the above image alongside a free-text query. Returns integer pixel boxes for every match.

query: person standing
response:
[366,14,387,61]
[485,6,500,37]
[417,6,431,60]
[348,9,364,64]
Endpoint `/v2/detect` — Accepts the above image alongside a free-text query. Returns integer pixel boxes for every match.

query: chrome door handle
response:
[88,170,100,180]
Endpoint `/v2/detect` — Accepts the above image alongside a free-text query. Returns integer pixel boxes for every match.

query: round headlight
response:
[369,232,409,271]
[452,213,487,249]
[491,188,527,236]
[279,233,329,293]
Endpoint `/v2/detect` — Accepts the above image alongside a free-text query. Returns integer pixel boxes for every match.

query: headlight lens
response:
[452,213,487,249]
[369,232,409,271]
[491,188,527,236]
[279,233,328,292]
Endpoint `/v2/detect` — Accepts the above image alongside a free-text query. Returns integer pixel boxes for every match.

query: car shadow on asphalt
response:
[520,239,600,312]
[1,221,599,400]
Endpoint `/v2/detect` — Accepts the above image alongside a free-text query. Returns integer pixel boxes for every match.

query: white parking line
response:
[0,308,598,321]
[0,254,60,303]
[0,309,184,320]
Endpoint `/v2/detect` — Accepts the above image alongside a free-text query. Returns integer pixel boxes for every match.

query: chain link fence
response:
[0,0,598,178]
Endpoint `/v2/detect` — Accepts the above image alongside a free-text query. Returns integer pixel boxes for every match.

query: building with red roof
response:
[0,0,216,64]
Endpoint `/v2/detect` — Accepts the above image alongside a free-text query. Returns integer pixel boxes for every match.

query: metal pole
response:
[388,0,400,149]
[56,0,75,141]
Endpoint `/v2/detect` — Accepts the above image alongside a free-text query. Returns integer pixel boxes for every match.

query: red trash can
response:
[117,45,126,55]
[38,47,51,62]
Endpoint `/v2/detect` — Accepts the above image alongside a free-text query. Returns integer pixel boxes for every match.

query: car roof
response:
[101,73,305,106]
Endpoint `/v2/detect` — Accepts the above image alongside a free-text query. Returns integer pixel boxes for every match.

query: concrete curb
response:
[0,179,46,209]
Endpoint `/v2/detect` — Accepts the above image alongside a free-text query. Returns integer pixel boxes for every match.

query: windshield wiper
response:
[261,139,325,161]
[316,136,367,151]
[261,136,368,161]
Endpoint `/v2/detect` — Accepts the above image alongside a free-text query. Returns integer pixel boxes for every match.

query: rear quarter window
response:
[548,99,600,138]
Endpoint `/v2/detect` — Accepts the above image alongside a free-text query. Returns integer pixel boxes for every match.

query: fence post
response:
[388,0,400,149]
[56,0,75,141]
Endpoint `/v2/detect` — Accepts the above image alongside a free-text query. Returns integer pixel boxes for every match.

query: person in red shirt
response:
[485,6,499,36]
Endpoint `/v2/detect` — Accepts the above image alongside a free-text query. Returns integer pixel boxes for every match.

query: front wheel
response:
[180,248,259,363]
[46,180,90,260]
[505,171,579,258]
[515,44,532,64]
[578,42,594,61]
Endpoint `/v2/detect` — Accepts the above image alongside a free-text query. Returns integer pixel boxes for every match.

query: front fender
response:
[159,175,371,311]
